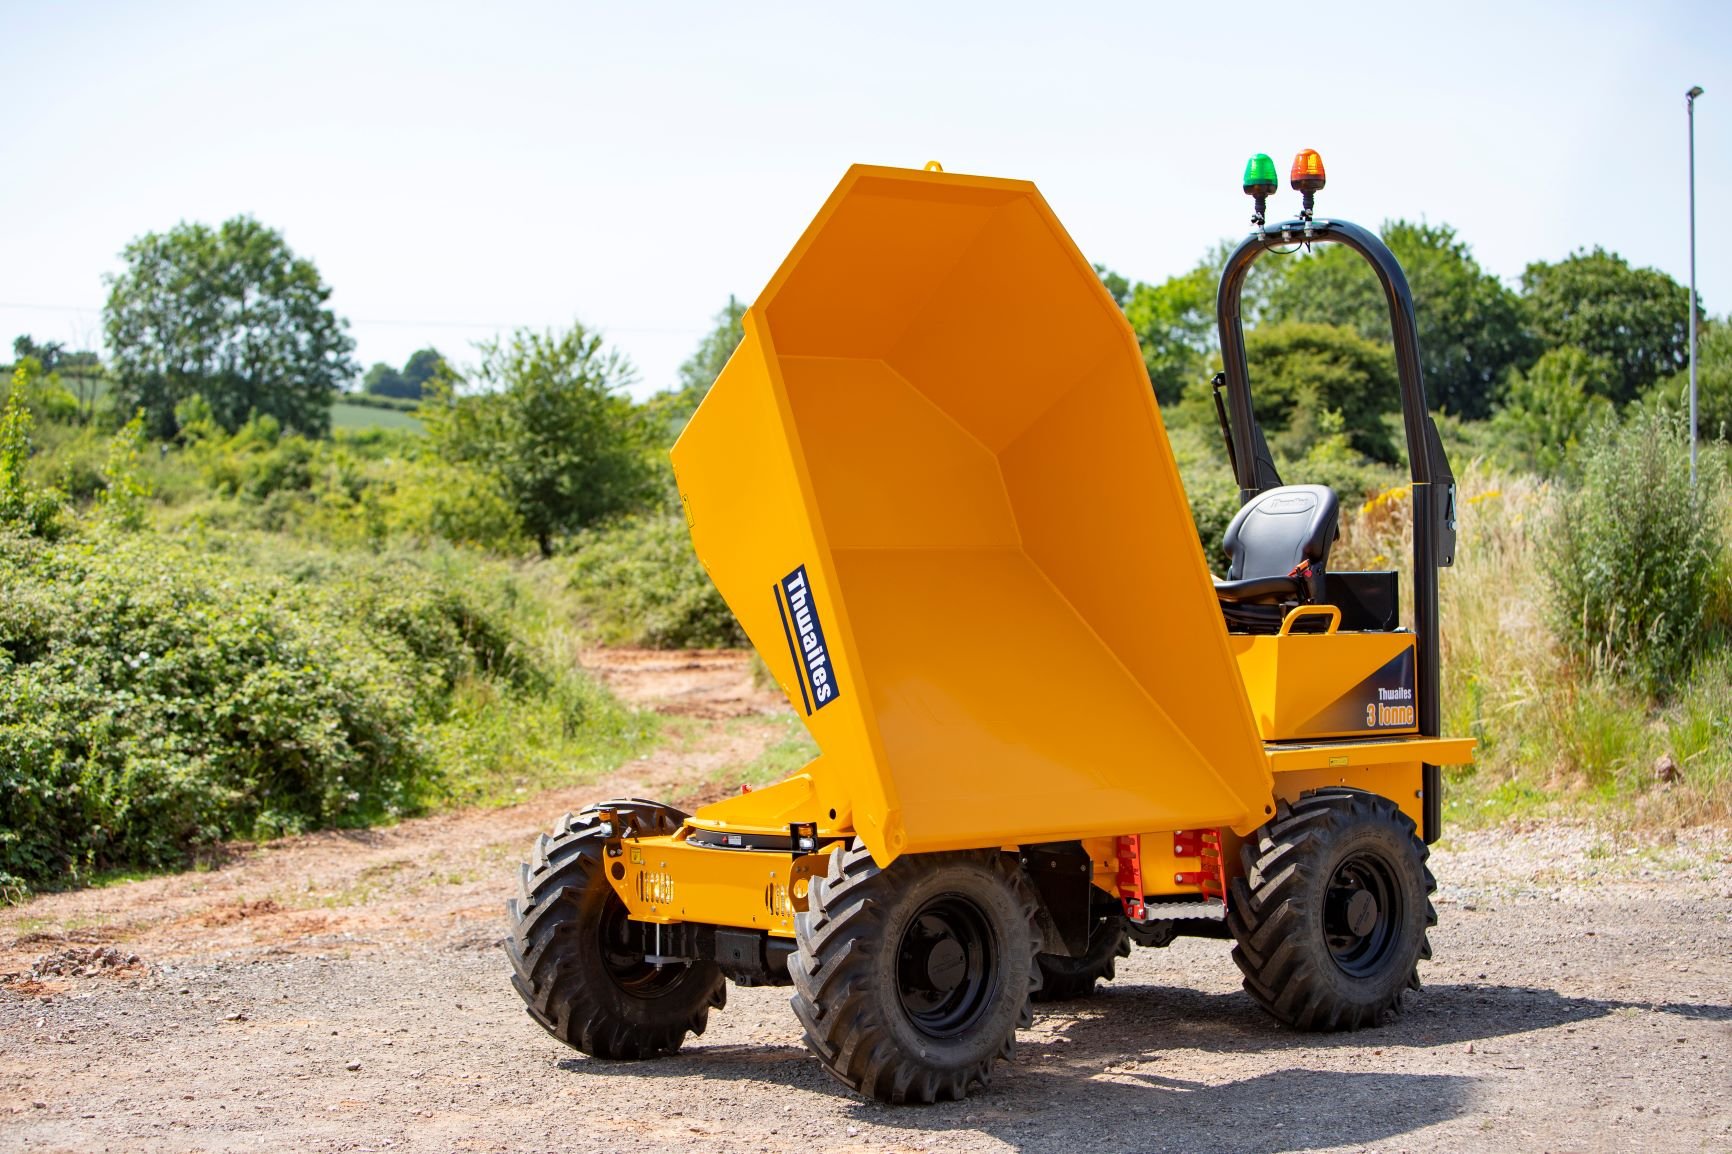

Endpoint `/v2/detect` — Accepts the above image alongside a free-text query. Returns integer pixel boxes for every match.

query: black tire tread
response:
[789,844,1041,1104]
[1226,788,1436,1032]
[505,800,724,1060]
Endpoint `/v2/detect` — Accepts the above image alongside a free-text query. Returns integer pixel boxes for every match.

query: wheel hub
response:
[1343,889,1379,937]
[1323,850,1404,979]
[925,938,967,991]
[895,896,997,1038]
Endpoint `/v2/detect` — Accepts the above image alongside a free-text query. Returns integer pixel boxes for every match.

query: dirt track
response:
[3,652,1731,1153]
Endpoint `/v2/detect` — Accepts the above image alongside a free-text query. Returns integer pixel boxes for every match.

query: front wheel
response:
[789,844,1041,1103]
[506,803,726,1058]
[1227,789,1435,1031]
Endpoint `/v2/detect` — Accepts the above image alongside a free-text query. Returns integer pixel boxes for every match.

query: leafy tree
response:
[1647,317,1732,442]
[1265,220,1532,419]
[103,216,356,438]
[1240,321,1402,462]
[402,348,445,395]
[362,362,410,397]
[424,324,652,557]
[1094,264,1131,309]
[1521,247,1697,405]
[1490,347,1617,475]
[1109,244,1288,407]
[12,335,65,373]
[361,348,446,400]
[1124,265,1216,406]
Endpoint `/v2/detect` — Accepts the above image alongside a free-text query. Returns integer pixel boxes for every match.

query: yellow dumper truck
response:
[507,156,1473,1103]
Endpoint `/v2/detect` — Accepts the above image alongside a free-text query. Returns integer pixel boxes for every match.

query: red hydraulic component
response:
[1172,828,1228,904]
[1115,835,1146,921]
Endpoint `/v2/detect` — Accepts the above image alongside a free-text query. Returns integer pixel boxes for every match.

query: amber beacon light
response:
[1290,148,1326,217]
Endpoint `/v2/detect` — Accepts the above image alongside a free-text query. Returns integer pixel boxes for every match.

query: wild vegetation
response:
[1,211,1728,894]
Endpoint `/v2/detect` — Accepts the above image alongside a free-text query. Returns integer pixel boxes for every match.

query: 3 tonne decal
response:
[774,564,840,714]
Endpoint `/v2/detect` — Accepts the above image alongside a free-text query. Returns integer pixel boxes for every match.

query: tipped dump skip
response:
[673,165,1270,862]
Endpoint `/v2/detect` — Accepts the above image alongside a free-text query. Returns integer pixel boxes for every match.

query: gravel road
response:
[3,653,1729,1153]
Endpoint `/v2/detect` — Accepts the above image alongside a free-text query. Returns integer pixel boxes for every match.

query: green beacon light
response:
[1243,153,1278,226]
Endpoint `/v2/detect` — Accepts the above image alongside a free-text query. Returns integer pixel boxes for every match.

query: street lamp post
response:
[1688,85,1704,485]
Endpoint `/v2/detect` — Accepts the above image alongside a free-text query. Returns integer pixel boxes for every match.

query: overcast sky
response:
[3,1,1727,398]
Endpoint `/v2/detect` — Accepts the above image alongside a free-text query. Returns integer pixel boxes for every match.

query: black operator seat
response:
[1213,485,1340,615]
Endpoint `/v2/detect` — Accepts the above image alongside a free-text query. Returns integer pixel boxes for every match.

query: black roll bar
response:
[1215,217,1457,842]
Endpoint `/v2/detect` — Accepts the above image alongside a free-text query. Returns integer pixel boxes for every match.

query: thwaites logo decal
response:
[774,564,840,714]
[1297,648,1417,737]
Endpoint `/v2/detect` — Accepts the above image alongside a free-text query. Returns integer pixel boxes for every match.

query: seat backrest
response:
[1223,484,1339,587]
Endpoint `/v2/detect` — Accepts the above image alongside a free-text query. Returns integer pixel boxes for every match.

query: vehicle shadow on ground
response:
[1047,980,1732,1054]
[567,1041,1472,1153]
[561,979,1730,1150]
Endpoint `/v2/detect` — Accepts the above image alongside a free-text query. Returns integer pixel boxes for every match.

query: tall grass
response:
[1332,455,1732,830]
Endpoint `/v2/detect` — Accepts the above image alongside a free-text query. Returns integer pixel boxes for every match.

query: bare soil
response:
[578,647,782,720]
[3,652,1730,1154]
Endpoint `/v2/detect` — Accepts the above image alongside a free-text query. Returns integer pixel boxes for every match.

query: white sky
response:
[2,1,1727,399]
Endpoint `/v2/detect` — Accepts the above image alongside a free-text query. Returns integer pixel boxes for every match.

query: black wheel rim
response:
[598,896,687,998]
[1323,849,1404,979]
[895,893,998,1039]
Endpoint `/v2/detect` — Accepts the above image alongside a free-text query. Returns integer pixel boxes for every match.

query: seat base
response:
[1212,574,1303,605]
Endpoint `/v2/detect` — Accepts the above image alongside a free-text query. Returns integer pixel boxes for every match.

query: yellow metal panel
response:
[1263,736,1475,773]
[1232,631,1420,740]
[780,357,1019,551]
[1272,762,1427,832]
[670,322,893,845]
[671,164,1273,864]
[605,833,800,939]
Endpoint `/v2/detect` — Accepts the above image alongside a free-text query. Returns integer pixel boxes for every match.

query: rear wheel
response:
[506,802,726,1058]
[1032,915,1130,1001]
[789,843,1040,1103]
[1227,789,1435,1031]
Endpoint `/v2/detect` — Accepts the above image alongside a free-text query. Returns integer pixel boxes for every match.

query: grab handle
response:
[1277,604,1342,636]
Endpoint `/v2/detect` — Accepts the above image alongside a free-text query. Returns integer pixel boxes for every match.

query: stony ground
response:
[3,652,1730,1154]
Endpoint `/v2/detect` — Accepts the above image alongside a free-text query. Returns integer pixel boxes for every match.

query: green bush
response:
[1542,406,1727,695]
[1,357,79,425]
[99,413,153,530]
[0,393,64,540]
[0,532,421,887]
[1165,421,1239,568]
[1243,321,1402,462]
[1646,317,1732,443]
[1491,347,1617,476]
[195,415,316,500]
[567,513,746,648]
[0,530,608,892]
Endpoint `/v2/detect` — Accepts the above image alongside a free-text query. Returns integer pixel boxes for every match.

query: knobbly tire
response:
[1032,915,1131,1002]
[506,800,726,1059]
[789,843,1041,1104]
[1227,788,1436,1031]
